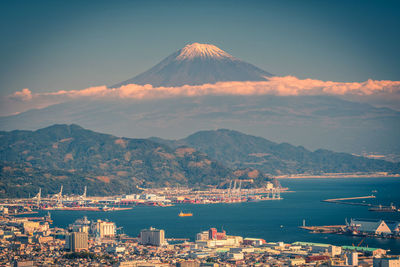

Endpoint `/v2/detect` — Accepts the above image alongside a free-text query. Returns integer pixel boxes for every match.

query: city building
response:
[90,219,116,238]
[292,242,342,257]
[346,252,358,266]
[373,257,400,267]
[196,231,209,241]
[66,232,88,252]
[350,219,392,235]
[139,227,166,246]
[208,228,226,240]
[243,237,265,246]
[386,221,400,235]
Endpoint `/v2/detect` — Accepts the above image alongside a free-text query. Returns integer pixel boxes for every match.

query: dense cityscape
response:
[1,184,399,266]
[1,210,399,267]
[2,0,400,266]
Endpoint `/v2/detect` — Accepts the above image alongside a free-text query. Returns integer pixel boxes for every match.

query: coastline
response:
[274,173,400,179]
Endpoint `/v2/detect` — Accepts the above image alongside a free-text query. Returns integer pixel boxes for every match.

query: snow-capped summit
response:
[176,43,235,60]
[113,43,273,87]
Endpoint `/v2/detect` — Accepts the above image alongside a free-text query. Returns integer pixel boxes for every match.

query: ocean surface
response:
[38,178,400,253]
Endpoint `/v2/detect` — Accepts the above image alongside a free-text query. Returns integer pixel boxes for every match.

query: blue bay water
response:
[43,178,400,253]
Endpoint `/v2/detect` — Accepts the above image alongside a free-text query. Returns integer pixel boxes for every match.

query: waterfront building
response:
[195,228,242,247]
[208,228,226,240]
[140,194,167,202]
[386,221,400,235]
[90,219,116,238]
[266,182,274,190]
[196,231,209,241]
[122,194,140,200]
[243,237,265,246]
[196,235,242,248]
[139,227,166,246]
[350,219,392,235]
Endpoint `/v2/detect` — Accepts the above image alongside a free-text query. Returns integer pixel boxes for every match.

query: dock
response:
[322,195,399,212]
[322,195,375,207]
[324,195,376,202]
[299,225,345,234]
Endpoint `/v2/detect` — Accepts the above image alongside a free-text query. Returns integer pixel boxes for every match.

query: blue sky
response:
[1,0,399,96]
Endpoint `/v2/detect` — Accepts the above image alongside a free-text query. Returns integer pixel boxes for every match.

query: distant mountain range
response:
[2,95,399,154]
[151,129,400,175]
[113,43,273,87]
[1,125,398,198]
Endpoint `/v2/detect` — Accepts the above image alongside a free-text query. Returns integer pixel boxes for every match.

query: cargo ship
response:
[368,204,398,212]
[101,205,133,212]
[178,211,193,217]
[42,206,101,211]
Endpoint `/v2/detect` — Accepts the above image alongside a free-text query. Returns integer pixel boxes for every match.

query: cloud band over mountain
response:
[3,76,400,116]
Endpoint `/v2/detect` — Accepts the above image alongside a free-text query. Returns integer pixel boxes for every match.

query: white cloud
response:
[3,76,400,116]
[9,88,32,101]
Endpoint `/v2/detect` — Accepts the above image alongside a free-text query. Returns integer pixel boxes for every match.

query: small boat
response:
[178,211,193,217]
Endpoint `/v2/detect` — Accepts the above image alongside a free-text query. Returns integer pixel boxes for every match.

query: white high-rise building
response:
[139,227,166,246]
[91,220,116,238]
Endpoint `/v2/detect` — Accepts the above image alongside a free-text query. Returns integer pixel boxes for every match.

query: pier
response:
[322,195,375,207]
[322,195,399,212]
[299,225,345,234]
[324,195,376,202]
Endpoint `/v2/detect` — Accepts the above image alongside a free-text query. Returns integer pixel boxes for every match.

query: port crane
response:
[267,187,281,199]
[32,188,41,207]
[56,185,63,206]
[80,186,87,200]
[226,179,253,201]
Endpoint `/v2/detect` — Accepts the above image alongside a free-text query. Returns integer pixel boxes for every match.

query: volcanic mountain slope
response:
[150,129,400,176]
[113,43,273,87]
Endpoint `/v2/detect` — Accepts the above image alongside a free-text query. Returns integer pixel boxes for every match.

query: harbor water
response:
[43,177,400,253]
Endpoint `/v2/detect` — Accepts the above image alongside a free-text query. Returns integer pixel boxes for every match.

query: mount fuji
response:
[1,43,399,155]
[113,43,273,87]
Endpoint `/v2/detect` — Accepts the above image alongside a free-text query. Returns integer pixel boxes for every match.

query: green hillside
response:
[0,125,236,197]
[166,129,400,175]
